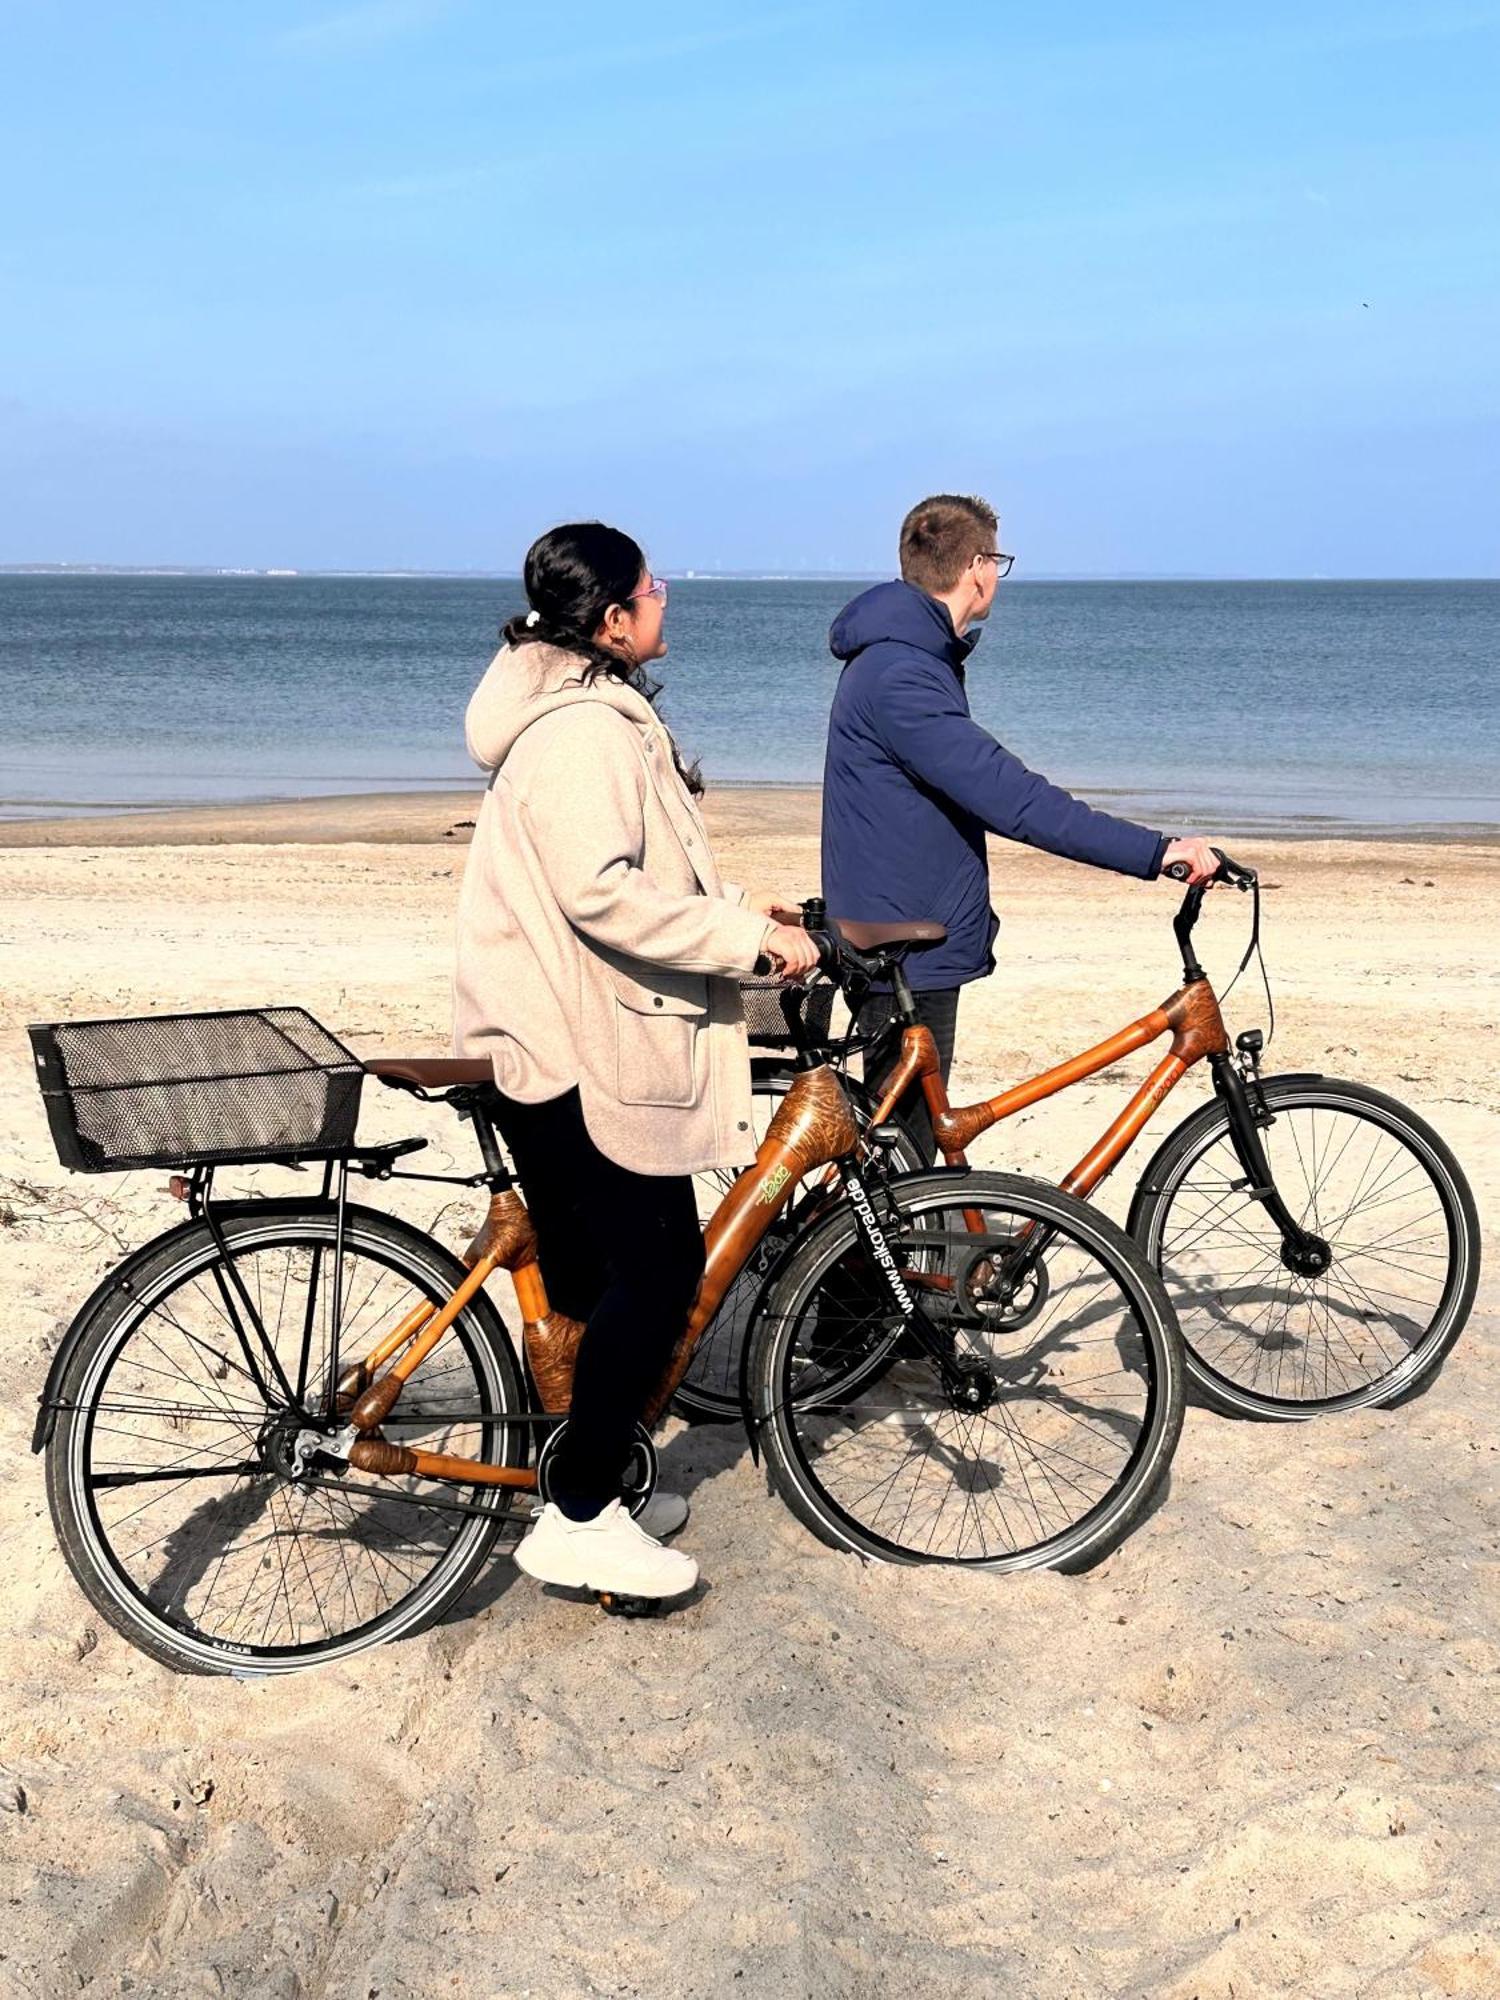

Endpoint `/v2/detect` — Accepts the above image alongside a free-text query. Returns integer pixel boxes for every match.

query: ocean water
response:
[0,575,1496,832]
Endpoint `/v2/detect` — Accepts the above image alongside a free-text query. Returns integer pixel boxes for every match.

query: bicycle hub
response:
[1281,1232,1333,1277]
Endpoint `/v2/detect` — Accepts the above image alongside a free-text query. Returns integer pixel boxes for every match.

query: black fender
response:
[734,1216,813,1465]
[1125,1069,1327,1236]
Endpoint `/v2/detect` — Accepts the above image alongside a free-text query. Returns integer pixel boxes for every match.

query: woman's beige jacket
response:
[452,642,774,1175]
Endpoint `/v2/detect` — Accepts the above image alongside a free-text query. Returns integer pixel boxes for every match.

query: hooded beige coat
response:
[451,643,774,1175]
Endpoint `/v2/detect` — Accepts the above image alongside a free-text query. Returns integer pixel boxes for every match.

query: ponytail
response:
[505,521,703,796]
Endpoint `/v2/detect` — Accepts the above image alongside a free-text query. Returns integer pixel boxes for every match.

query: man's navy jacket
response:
[821,580,1168,992]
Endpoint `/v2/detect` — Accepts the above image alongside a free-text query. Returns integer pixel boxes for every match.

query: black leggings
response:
[486,1087,704,1520]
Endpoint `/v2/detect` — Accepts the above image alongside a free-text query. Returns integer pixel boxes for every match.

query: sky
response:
[1,1,1497,575]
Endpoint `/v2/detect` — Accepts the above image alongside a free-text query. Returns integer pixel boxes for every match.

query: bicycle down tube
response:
[336,1058,862,1487]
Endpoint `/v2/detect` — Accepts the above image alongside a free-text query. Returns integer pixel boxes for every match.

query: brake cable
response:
[1217,869,1275,1046]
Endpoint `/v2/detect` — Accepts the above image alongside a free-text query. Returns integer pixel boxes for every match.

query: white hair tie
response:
[524,609,540,628]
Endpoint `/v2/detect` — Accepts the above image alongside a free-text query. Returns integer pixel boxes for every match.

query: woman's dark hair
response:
[503,521,702,794]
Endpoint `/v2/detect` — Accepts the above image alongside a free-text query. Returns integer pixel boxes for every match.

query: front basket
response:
[738,978,837,1050]
[28,1007,364,1173]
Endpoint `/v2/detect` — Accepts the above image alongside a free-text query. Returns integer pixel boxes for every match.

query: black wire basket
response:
[738,978,838,1050]
[28,1008,365,1173]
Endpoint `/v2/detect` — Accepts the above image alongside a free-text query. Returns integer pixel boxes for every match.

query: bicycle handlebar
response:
[1167,847,1263,986]
[1163,846,1257,891]
[753,912,885,1001]
[751,927,850,985]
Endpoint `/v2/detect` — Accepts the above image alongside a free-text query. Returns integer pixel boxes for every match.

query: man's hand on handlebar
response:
[761,923,822,979]
[1161,837,1220,888]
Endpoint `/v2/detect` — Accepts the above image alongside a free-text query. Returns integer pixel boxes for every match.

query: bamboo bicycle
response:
[681,855,1481,1426]
[29,929,1186,1675]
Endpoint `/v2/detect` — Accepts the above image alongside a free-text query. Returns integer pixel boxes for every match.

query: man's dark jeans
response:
[853,987,960,1163]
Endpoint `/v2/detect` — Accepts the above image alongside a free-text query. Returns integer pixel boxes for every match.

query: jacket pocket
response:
[607,968,708,1109]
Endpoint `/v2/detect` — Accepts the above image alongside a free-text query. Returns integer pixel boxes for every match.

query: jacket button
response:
[652,996,663,1008]
[737,1121,749,1132]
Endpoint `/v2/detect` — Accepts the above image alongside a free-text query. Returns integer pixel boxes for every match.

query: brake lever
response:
[1212,846,1257,893]
[1164,847,1257,892]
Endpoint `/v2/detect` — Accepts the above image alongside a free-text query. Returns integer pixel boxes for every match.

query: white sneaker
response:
[524,1488,689,1539]
[514,1499,698,1600]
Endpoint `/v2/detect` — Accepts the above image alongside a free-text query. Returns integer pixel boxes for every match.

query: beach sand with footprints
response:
[1,792,1496,1998]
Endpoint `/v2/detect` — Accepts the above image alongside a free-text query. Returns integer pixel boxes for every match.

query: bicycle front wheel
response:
[749,1171,1185,1571]
[45,1204,527,1676]
[1129,1074,1481,1418]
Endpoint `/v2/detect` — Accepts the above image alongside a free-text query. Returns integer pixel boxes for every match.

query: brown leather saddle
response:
[828,916,947,954]
[365,1056,492,1091]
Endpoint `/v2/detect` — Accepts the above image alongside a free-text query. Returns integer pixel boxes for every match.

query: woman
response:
[453,522,818,1605]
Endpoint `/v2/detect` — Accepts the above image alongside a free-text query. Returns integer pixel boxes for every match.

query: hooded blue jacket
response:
[821,581,1168,991]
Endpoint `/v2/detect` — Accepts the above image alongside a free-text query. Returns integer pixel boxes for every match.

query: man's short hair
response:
[899,494,998,594]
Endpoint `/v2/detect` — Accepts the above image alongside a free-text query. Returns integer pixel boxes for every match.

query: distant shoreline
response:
[2,785,1497,849]
[4,568,1499,584]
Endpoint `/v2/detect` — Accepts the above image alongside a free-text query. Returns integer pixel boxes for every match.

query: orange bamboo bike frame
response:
[865,979,1230,1195]
[334,1064,860,1493]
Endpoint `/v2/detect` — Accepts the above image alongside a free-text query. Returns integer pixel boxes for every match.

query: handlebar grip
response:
[1165,850,1258,889]
[752,953,772,976]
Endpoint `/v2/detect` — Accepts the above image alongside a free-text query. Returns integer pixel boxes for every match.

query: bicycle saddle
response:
[829,917,947,953]
[366,1057,492,1089]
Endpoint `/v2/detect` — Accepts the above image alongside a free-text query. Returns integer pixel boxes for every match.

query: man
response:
[821,492,1217,1158]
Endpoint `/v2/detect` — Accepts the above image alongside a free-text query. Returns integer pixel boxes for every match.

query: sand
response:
[1,793,1496,1999]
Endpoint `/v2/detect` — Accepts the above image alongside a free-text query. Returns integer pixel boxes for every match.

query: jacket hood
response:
[829,579,980,668]
[465,641,658,771]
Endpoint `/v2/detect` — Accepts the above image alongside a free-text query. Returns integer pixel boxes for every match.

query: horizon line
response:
[3,564,1498,584]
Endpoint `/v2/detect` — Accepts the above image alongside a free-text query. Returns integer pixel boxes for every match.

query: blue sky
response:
[2,1,1497,573]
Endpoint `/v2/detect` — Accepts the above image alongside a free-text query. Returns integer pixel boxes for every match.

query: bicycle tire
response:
[749,1170,1186,1572]
[46,1204,527,1676]
[1129,1074,1481,1419]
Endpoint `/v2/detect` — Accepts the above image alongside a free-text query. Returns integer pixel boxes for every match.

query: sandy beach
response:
[1,791,1496,1999]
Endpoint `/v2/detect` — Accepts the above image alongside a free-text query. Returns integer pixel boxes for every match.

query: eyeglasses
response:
[629,576,669,604]
[981,551,1016,578]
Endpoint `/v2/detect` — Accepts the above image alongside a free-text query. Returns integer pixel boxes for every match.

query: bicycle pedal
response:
[595,1591,663,1619]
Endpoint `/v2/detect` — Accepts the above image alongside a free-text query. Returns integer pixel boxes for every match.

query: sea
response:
[1,575,1496,833]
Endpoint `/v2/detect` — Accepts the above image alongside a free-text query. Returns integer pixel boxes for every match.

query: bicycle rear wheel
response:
[749,1171,1185,1571]
[45,1204,527,1675]
[1129,1074,1481,1418]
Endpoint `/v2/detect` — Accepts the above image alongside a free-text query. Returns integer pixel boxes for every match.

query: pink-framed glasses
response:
[629,576,669,604]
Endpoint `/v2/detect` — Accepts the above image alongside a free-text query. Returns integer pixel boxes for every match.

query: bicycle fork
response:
[1208,1046,1332,1277]
[835,1162,993,1410]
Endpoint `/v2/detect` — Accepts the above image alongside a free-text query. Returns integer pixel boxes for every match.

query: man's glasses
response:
[630,576,669,604]
[981,551,1016,578]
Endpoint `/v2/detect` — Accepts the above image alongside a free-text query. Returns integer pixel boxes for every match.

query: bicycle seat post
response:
[889,956,919,1024]
[465,1091,514,1193]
